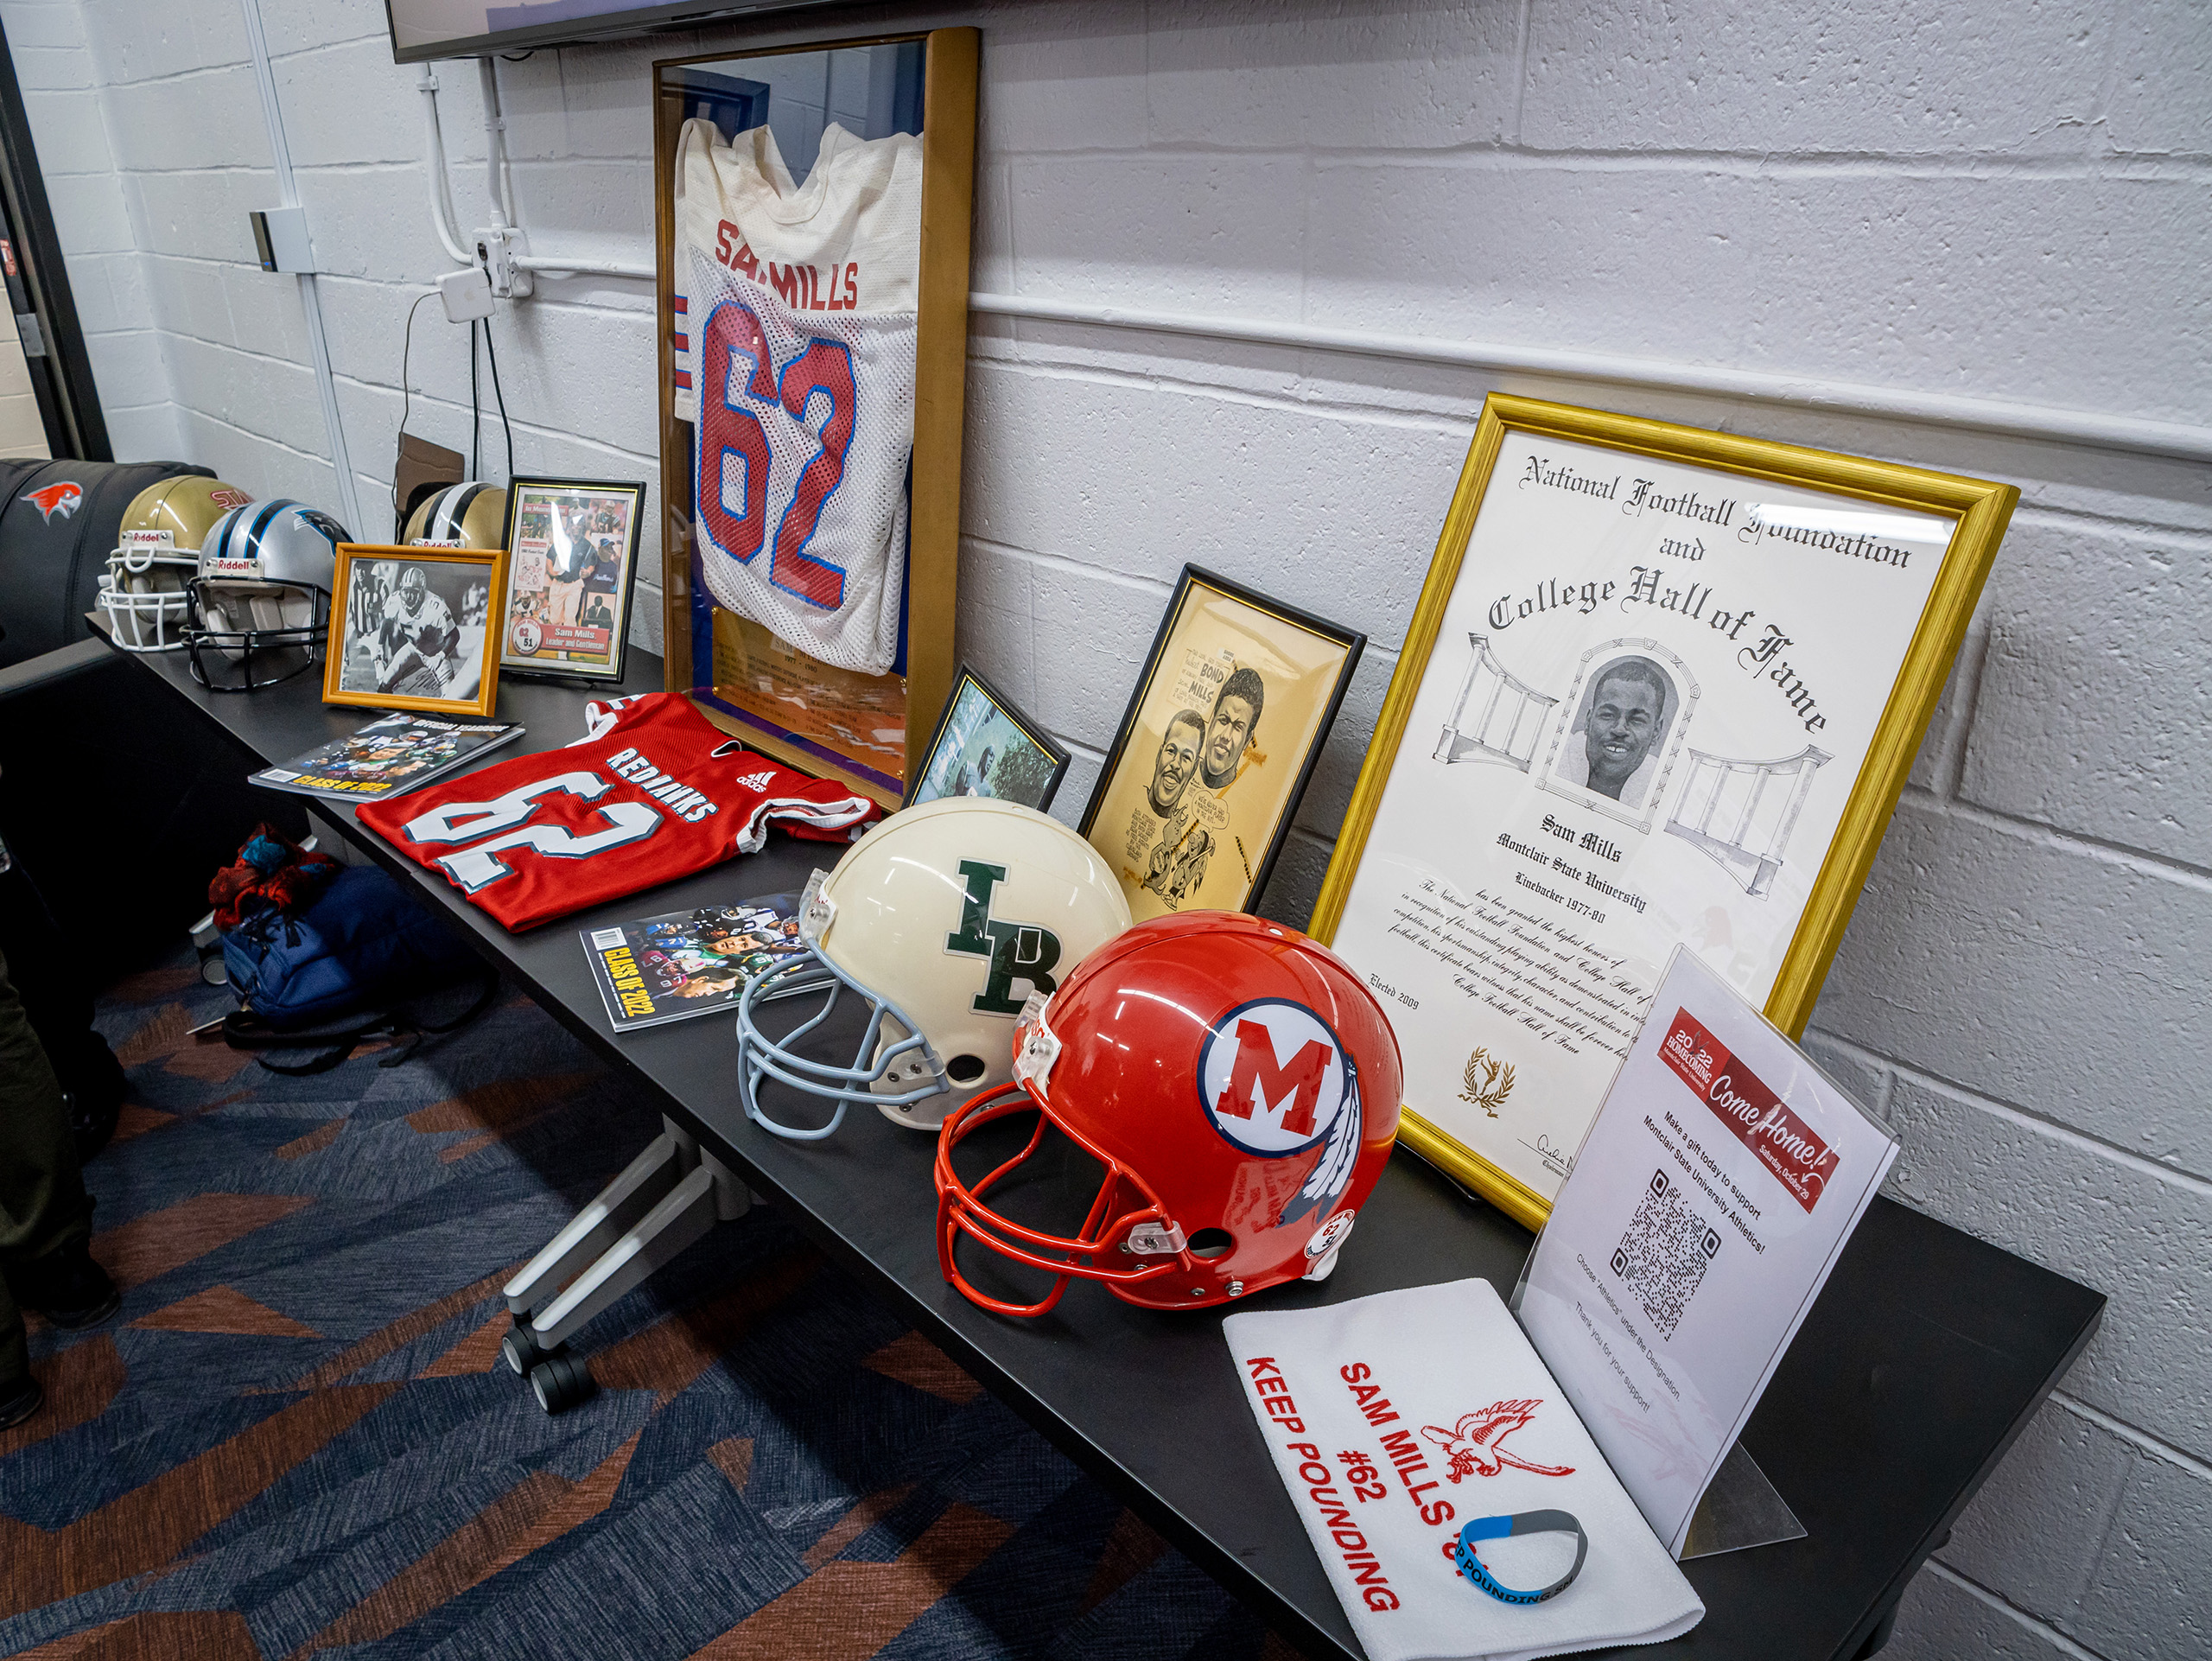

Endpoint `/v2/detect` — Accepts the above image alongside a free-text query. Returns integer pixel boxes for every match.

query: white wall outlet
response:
[439,266,494,322]
[474,226,534,300]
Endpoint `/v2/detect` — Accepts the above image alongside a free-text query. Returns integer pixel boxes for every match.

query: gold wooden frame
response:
[653,27,978,810]
[323,543,506,720]
[1309,394,2018,1229]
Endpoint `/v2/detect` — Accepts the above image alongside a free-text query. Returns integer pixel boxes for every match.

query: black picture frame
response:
[496,476,647,687]
[906,661,1071,812]
[1078,564,1364,918]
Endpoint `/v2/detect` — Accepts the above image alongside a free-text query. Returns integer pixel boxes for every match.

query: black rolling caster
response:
[501,1325,563,1377]
[530,1352,597,1416]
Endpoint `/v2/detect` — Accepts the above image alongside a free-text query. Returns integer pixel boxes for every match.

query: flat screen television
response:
[385,0,866,63]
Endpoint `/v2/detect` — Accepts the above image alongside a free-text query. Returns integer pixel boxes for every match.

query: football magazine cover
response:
[585,893,819,1033]
[251,714,524,802]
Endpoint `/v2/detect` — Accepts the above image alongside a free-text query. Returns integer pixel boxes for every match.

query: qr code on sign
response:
[1609,1169,1721,1340]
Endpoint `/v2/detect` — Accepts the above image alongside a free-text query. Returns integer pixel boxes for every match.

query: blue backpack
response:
[221,864,497,1072]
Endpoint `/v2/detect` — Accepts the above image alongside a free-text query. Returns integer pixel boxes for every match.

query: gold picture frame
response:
[323,543,505,720]
[653,27,978,811]
[1310,395,2017,1229]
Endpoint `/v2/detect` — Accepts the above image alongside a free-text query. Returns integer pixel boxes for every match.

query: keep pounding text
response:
[1244,1356,1472,1615]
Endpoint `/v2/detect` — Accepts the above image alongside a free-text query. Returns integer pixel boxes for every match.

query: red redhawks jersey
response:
[358,693,877,931]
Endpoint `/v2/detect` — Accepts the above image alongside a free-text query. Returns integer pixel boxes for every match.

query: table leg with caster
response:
[499,1117,753,1415]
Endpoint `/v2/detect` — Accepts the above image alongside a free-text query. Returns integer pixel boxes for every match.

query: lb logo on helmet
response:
[1199,999,1352,1156]
[23,481,81,522]
[943,859,1063,1016]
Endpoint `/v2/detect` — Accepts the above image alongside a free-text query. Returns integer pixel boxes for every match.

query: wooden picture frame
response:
[497,476,646,685]
[906,662,1071,811]
[653,26,978,811]
[1309,394,2018,1229]
[1079,565,1364,922]
[323,543,505,719]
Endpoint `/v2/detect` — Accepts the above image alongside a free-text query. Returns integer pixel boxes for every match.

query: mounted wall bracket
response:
[474,226,533,300]
[248,206,314,273]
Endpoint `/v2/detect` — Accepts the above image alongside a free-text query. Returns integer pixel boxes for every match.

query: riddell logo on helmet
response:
[1200,1000,1351,1156]
[23,481,81,522]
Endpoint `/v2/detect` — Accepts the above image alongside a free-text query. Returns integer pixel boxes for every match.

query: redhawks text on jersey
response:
[357,693,877,930]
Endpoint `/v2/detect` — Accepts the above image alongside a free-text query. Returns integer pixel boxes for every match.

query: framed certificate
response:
[497,477,645,684]
[1311,395,2017,1229]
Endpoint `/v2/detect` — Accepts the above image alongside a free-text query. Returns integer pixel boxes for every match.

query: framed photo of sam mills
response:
[1080,567,1363,920]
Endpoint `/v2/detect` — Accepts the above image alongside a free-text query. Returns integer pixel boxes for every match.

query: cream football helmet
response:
[98,476,254,651]
[737,798,1134,1140]
[403,481,507,548]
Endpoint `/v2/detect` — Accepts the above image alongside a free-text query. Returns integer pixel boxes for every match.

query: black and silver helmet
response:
[184,499,349,692]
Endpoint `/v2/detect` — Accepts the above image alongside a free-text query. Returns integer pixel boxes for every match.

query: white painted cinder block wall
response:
[7,1,2207,1653]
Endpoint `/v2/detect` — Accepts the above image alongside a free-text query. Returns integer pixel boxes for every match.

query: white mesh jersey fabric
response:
[671,118,921,677]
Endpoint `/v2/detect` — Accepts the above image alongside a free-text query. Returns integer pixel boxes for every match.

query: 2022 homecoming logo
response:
[1657,1008,1839,1212]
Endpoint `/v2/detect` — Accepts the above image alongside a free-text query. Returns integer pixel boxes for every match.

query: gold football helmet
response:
[99,476,255,651]
[403,481,508,549]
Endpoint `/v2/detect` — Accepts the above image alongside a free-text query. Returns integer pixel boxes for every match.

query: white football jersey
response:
[671,118,921,678]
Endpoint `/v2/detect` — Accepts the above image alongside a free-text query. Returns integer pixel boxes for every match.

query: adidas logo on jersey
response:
[732,770,778,792]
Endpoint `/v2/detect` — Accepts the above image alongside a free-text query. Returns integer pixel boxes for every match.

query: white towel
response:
[1224,1279,1703,1661]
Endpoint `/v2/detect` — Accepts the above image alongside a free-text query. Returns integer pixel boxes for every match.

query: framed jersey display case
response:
[653,27,978,811]
[1310,394,2017,1229]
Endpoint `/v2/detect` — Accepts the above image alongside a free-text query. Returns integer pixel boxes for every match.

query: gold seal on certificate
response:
[1311,396,2018,1227]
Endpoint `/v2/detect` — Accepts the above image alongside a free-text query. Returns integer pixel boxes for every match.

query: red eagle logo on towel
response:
[1422,1399,1575,1481]
[23,480,82,522]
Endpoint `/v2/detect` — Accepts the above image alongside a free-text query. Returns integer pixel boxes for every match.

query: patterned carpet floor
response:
[2,951,1297,1660]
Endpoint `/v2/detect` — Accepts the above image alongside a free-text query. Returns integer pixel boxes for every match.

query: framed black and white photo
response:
[1079,566,1363,921]
[498,477,645,684]
[906,664,1070,811]
[324,543,505,719]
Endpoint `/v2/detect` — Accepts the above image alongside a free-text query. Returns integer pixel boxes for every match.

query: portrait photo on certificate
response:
[1080,567,1363,921]
[1312,395,2017,1225]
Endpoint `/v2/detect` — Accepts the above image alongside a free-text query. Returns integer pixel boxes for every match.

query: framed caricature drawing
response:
[1312,395,2017,1229]
[498,477,645,684]
[1081,567,1363,922]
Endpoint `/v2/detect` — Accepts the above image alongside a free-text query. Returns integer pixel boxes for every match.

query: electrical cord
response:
[393,290,436,527]
[469,318,482,480]
[483,315,514,482]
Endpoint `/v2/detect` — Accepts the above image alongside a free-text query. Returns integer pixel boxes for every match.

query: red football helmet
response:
[935,912,1402,1316]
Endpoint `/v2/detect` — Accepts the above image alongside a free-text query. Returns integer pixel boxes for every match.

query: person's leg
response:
[0,941,114,1429]
[0,862,126,1161]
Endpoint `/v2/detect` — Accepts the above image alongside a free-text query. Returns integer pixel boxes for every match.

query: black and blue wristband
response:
[1452,1510,1589,1606]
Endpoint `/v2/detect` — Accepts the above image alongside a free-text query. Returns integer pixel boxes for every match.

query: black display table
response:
[112,641,2101,1661]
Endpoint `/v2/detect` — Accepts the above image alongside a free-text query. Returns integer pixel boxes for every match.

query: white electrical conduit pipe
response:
[968,292,2212,465]
[414,73,2210,465]
[238,0,363,536]
[417,67,474,266]
[479,59,513,232]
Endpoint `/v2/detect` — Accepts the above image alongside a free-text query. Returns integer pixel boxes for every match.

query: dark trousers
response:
[0,944,92,1387]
